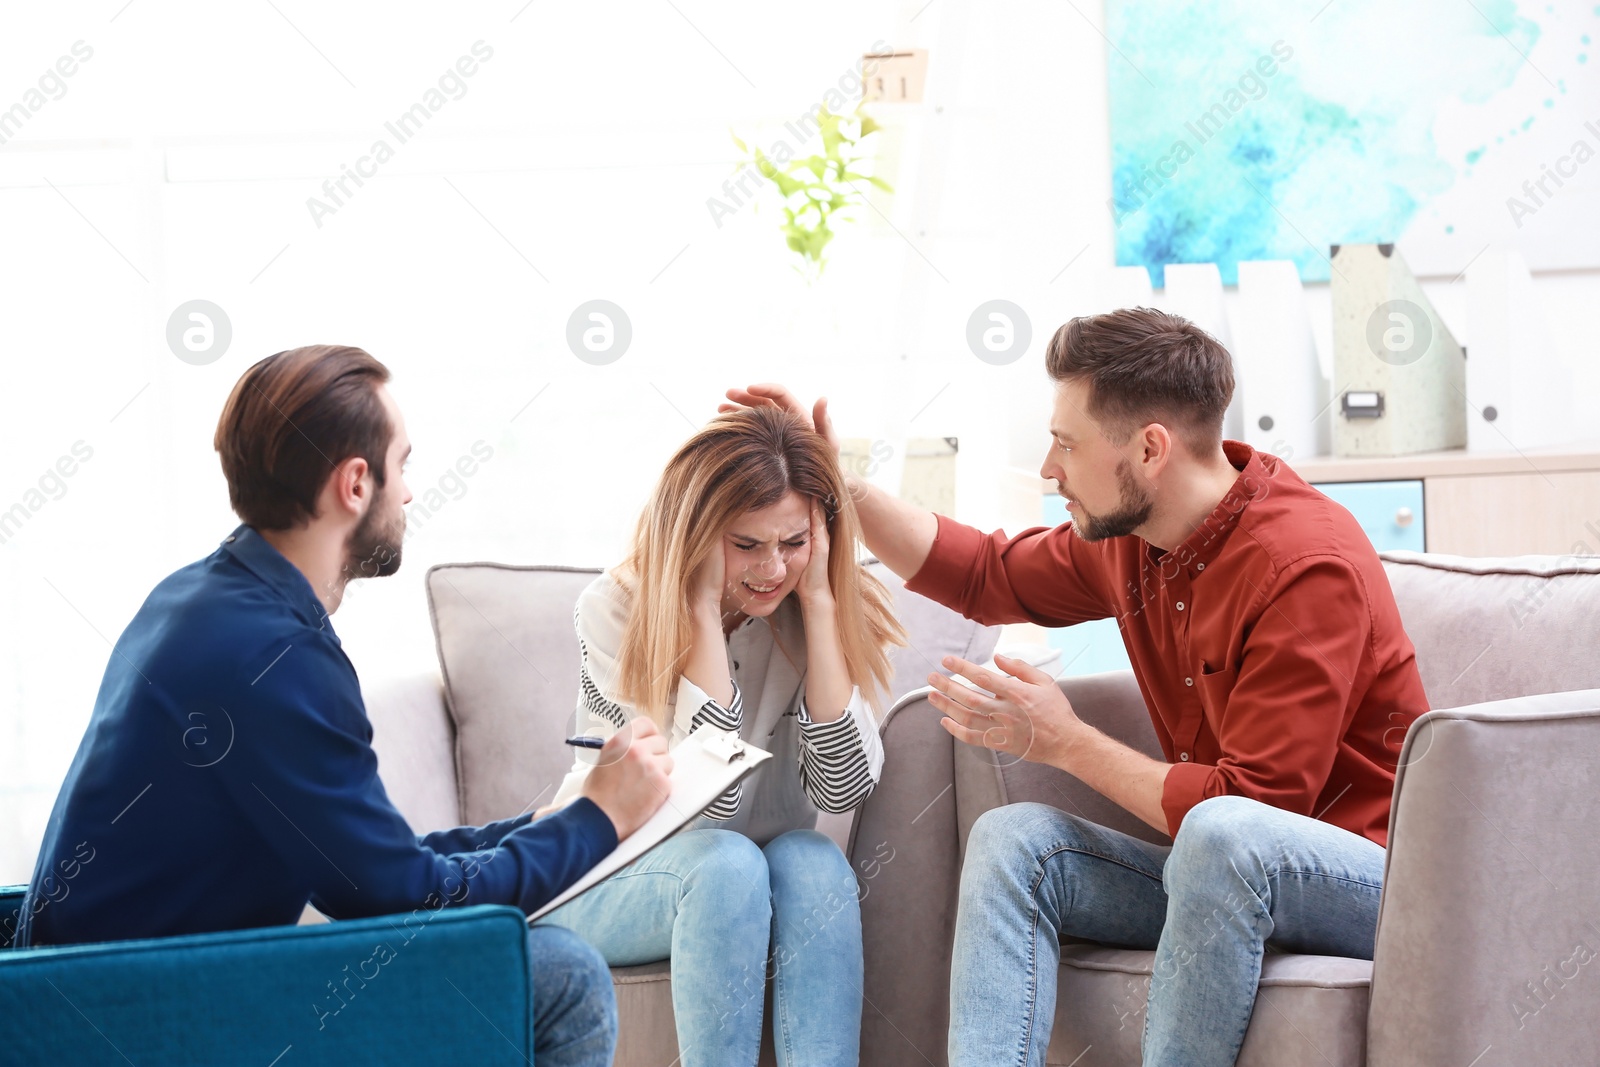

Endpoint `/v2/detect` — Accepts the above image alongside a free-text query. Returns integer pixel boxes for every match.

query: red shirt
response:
[906,440,1427,846]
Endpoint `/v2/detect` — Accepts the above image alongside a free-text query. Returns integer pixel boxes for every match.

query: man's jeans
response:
[949,795,1386,1067]
[526,923,618,1067]
[540,827,863,1067]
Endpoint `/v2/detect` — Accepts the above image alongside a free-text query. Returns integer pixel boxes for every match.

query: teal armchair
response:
[0,886,537,1065]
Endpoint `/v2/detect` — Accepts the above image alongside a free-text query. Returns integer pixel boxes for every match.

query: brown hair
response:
[214,345,393,530]
[613,406,906,726]
[1044,307,1233,455]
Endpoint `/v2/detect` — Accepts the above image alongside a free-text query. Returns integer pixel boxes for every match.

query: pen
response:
[565,736,606,749]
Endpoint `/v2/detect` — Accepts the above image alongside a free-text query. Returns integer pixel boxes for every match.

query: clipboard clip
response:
[698,727,750,764]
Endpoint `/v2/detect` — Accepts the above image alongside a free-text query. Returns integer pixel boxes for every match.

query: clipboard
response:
[528,725,774,921]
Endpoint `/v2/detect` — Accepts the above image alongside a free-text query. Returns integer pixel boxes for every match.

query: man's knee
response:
[762,827,840,868]
[968,800,1045,851]
[1165,795,1270,894]
[961,802,1092,893]
[526,924,617,1038]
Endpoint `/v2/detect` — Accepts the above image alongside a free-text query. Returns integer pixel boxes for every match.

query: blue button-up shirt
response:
[17,525,616,947]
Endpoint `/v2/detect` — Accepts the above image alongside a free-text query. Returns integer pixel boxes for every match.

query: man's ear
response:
[326,455,373,517]
[1133,423,1174,478]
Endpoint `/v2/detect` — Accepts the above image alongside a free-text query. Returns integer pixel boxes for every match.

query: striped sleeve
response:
[550,598,631,811]
[577,634,630,732]
[676,677,745,821]
[797,685,884,813]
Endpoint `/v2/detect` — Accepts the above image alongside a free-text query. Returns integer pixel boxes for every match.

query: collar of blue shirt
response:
[220,523,336,639]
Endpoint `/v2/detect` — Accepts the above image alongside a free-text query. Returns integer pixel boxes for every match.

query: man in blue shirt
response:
[18,344,671,1067]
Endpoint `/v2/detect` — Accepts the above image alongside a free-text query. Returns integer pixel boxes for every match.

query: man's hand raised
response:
[720,384,839,455]
[725,383,938,581]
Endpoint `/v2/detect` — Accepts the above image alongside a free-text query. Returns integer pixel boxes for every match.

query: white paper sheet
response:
[528,726,773,921]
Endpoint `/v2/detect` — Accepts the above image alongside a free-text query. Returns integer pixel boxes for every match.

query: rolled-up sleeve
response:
[1160,556,1373,838]
[905,514,1115,628]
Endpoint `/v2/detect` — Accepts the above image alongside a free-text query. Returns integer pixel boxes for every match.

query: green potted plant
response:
[733,104,893,282]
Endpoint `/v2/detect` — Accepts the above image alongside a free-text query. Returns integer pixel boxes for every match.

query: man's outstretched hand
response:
[720,384,839,455]
[927,654,1085,766]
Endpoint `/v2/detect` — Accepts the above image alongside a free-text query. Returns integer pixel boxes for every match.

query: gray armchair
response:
[852,550,1600,1066]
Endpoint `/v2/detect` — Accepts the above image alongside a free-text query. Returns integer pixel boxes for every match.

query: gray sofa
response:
[853,549,1600,1066]
[365,550,1600,1066]
[363,560,1002,1066]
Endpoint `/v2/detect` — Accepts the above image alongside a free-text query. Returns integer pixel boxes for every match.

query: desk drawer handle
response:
[1395,506,1414,528]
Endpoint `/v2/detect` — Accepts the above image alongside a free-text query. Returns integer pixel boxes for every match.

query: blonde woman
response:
[538,405,906,1067]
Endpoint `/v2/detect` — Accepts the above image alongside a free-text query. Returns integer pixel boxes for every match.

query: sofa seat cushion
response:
[1048,945,1370,1066]
[610,959,783,1066]
[610,960,677,1065]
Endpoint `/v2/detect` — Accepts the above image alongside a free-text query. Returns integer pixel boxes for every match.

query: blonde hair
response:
[613,406,906,727]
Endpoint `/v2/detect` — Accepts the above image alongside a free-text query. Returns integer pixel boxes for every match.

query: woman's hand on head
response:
[691,542,728,624]
[720,384,839,455]
[796,500,834,611]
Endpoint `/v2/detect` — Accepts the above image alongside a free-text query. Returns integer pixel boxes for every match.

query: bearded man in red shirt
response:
[723,306,1427,1067]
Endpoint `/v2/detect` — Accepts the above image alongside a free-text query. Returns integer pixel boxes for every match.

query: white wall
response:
[2,0,1595,881]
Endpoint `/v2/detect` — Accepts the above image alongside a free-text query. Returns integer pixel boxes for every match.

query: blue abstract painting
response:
[1106,0,1600,286]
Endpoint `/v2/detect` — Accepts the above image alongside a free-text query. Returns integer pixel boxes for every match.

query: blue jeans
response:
[949,795,1386,1067]
[539,827,863,1067]
[526,923,618,1067]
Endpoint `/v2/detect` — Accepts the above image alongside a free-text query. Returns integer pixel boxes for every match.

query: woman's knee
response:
[763,830,859,924]
[676,829,771,914]
[763,829,852,889]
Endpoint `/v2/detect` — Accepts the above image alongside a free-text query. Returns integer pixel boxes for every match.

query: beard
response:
[1074,458,1154,543]
[344,486,406,581]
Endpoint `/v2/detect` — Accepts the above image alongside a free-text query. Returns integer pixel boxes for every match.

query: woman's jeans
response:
[540,827,863,1067]
[948,795,1386,1067]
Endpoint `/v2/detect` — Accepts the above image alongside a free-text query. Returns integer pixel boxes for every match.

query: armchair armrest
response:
[0,903,535,1065]
[2,885,22,949]
[1369,688,1600,1067]
[852,689,961,1067]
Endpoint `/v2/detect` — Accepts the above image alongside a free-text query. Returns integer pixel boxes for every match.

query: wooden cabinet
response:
[1286,443,1600,557]
[1308,479,1425,553]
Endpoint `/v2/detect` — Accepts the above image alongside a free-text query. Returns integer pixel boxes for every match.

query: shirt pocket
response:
[1175,662,1234,758]
[1194,662,1237,722]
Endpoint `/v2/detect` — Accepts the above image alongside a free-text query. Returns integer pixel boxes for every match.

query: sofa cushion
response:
[1379,551,1600,711]
[427,564,601,825]
[1050,945,1370,1066]
[362,671,462,831]
[426,561,1000,826]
